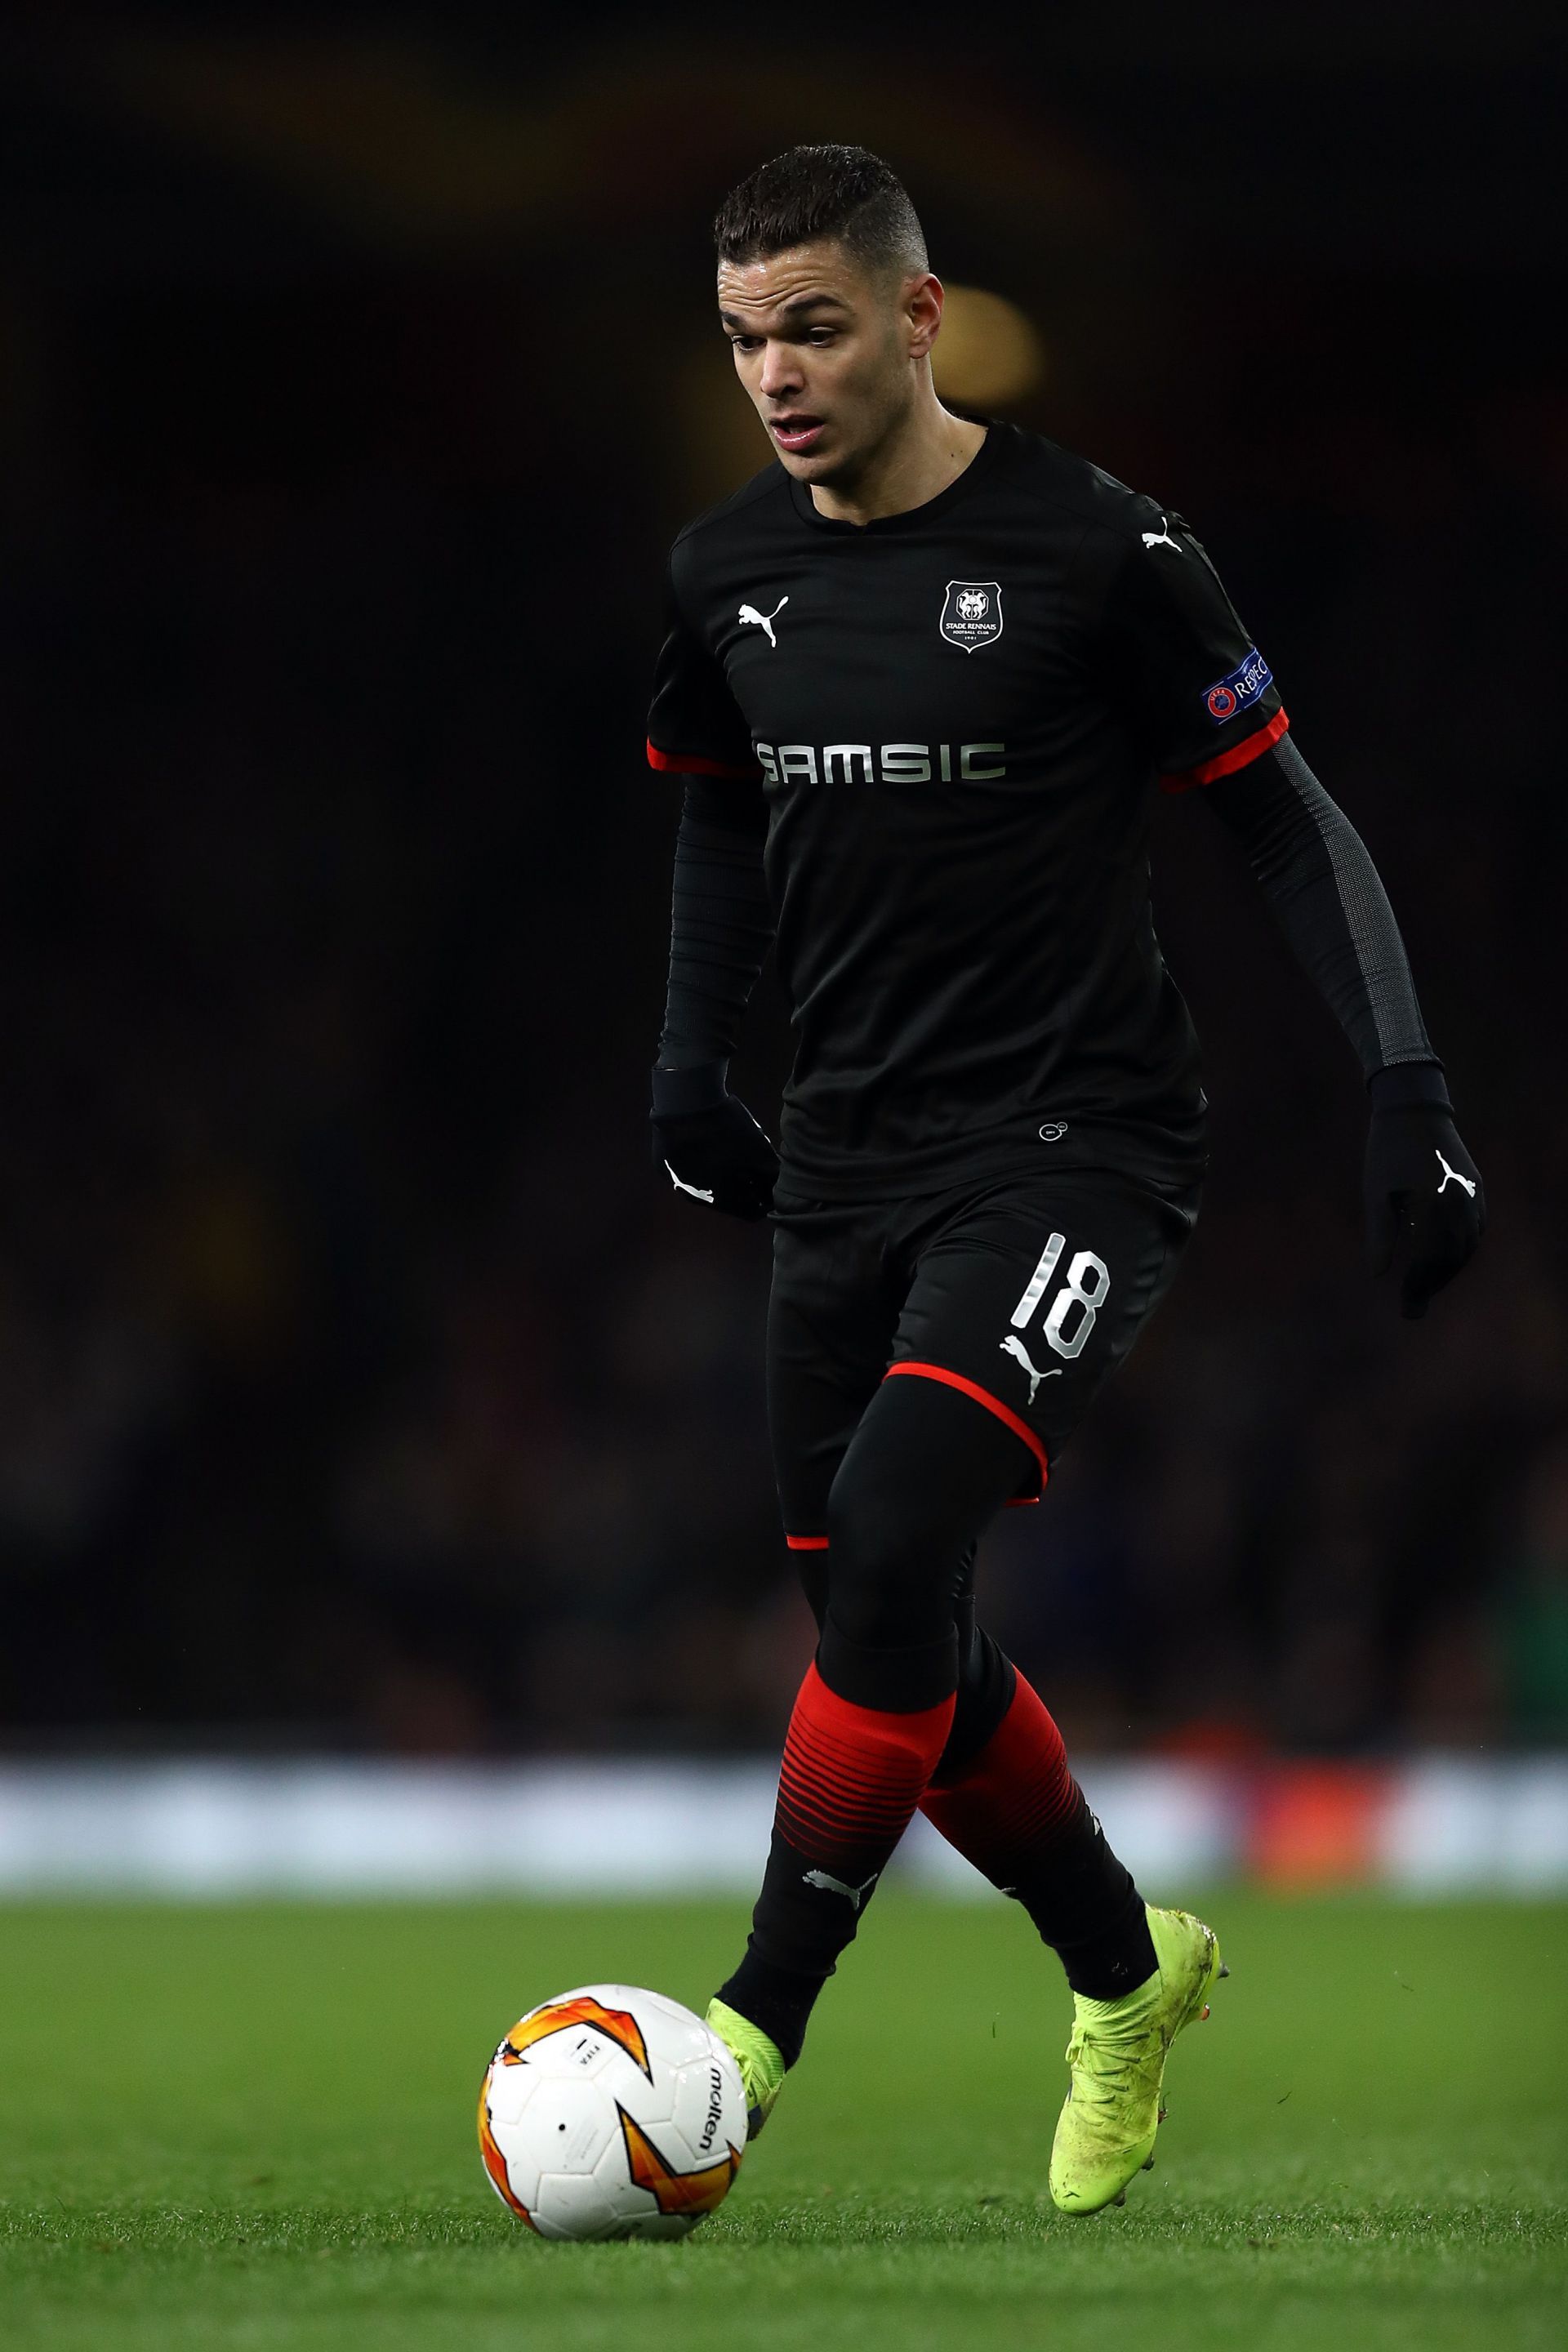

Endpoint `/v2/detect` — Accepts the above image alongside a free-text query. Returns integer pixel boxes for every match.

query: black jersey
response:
[645,420,1288,1199]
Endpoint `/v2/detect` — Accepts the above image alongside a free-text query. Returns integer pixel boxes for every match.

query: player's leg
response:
[764,1187,1022,1795]
[921,1643,1155,1992]
[710,1185,1063,2126]
[715,1365,1037,2089]
[705,1187,894,2128]
[888,1168,1223,2210]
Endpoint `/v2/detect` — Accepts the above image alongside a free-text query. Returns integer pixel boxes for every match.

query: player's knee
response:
[822,1459,948,1650]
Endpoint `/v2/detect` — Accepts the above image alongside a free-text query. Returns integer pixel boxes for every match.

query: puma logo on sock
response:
[801,1867,879,1911]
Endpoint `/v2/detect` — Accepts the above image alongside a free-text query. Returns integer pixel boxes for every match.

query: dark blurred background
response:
[2,3,1565,1762]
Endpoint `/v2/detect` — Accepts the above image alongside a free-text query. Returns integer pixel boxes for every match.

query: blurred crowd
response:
[1,16,1564,1756]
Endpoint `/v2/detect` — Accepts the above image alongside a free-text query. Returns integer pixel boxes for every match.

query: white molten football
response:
[478,1983,748,2241]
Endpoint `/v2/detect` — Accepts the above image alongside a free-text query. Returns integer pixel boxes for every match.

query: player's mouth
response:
[768,413,826,454]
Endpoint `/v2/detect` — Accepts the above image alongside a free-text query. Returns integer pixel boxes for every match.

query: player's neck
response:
[808,397,987,528]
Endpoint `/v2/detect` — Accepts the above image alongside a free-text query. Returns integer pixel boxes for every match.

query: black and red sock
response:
[921,1670,1156,1997]
[717,1620,956,2064]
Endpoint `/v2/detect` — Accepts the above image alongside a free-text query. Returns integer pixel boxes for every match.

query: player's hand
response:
[651,1062,778,1221]
[1363,1076,1485,1320]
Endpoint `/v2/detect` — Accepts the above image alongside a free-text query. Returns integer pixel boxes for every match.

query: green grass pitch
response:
[2,1894,1564,2350]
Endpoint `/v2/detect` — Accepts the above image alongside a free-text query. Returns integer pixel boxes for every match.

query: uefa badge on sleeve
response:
[939,581,1004,653]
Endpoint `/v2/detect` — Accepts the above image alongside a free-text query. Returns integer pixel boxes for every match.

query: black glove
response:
[651,1062,779,1222]
[1364,1064,1485,1320]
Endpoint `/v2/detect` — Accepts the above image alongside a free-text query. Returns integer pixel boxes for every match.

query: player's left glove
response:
[1363,1064,1485,1320]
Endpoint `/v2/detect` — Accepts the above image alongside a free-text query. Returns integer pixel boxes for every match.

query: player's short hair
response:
[714,145,929,283]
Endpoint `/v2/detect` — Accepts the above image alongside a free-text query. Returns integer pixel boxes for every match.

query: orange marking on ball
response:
[477,2080,540,2230]
[497,1996,653,2079]
[617,2105,742,2218]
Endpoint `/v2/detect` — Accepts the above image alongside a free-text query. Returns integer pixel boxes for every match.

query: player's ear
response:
[906,272,943,359]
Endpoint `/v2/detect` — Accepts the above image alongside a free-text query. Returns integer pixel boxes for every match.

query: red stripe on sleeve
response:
[786,1534,830,1552]
[646,737,757,779]
[1159,706,1290,791]
[883,1360,1049,1492]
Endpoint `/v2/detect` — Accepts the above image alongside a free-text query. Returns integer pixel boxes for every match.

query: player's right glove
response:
[651,1062,779,1221]
[1364,1063,1486,1320]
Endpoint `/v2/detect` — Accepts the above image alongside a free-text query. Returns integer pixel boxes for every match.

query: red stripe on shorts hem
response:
[785,1533,830,1551]
[882,1360,1049,1493]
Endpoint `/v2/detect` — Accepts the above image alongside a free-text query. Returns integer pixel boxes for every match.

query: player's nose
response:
[757,341,804,399]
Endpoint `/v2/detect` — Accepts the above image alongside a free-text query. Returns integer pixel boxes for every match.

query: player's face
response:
[717,242,940,488]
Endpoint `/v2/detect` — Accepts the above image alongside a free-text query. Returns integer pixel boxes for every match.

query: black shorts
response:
[768,1167,1200,1551]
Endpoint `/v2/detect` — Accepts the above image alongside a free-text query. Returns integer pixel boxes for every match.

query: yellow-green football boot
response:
[706,1998,786,2141]
[1049,1904,1226,2214]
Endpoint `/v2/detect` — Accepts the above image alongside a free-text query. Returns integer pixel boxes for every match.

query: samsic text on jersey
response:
[646,420,1289,1200]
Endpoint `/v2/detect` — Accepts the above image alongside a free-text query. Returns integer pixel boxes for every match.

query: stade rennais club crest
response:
[940,580,1004,652]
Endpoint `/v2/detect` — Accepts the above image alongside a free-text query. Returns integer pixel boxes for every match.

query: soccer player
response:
[644,145,1483,2212]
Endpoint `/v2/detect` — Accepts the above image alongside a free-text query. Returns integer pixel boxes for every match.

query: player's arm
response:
[1200,737,1483,1317]
[652,775,778,1218]
[645,571,779,1220]
[1101,510,1484,1316]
